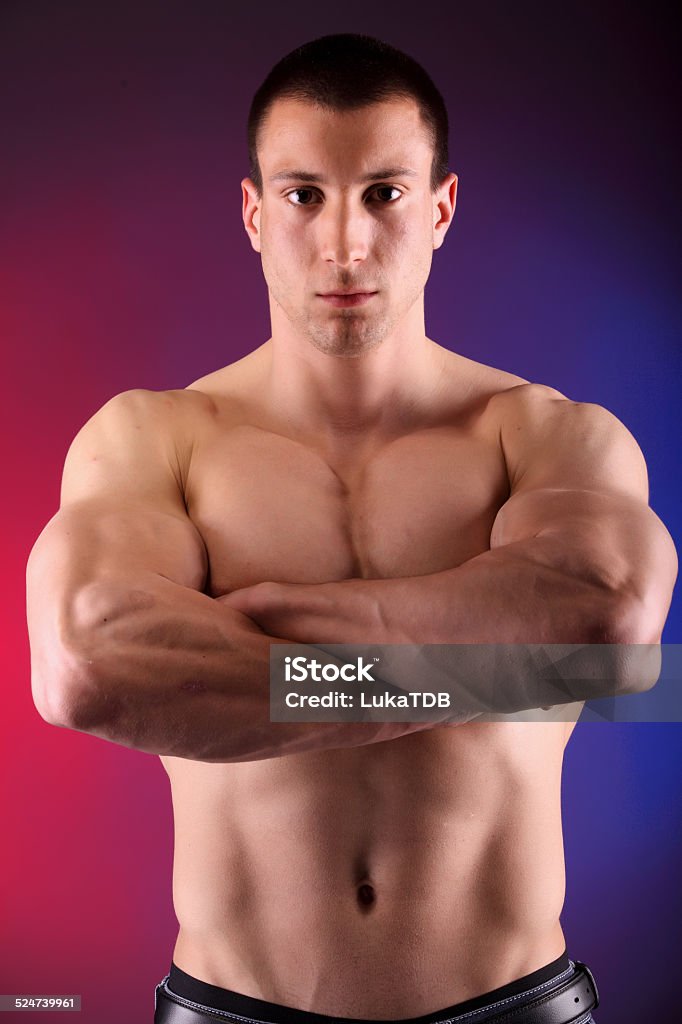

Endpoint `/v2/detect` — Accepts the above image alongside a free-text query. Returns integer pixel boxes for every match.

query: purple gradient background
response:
[2,3,680,1022]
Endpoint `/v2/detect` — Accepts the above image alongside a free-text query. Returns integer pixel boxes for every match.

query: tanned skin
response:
[27,96,677,1016]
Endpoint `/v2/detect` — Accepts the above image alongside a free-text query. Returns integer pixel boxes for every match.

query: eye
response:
[286,188,321,206]
[282,186,403,207]
[370,185,402,203]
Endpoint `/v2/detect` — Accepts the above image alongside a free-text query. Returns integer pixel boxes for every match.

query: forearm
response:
[369,546,629,645]
[228,539,635,645]
[37,575,430,761]
[360,543,659,709]
[367,542,659,705]
[225,539,659,712]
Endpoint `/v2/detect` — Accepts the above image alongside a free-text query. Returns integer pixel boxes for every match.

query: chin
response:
[309,330,387,358]
[305,316,392,358]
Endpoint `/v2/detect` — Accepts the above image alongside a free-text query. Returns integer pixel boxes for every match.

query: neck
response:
[262,304,447,444]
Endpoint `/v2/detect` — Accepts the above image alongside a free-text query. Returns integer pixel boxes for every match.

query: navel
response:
[357,882,376,908]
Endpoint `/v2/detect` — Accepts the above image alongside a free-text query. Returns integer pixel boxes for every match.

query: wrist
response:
[328,578,399,644]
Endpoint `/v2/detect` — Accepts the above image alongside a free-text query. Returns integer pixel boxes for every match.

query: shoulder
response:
[491,381,572,417]
[81,387,214,446]
[434,344,529,402]
[490,383,649,498]
[183,344,268,400]
[89,386,207,419]
[72,388,214,500]
[491,381,635,440]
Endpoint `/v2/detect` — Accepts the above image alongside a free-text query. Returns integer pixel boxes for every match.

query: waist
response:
[172,832,567,950]
[173,921,567,1017]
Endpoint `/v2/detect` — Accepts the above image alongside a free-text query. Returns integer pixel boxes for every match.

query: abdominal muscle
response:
[160,717,573,1018]
[159,360,577,1015]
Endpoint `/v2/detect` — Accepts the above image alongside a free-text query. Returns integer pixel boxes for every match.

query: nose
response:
[318,198,369,267]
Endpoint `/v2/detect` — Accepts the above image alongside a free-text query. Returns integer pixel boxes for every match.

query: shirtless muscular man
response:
[26,33,677,1024]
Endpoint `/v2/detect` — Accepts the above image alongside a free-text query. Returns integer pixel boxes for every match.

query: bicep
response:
[27,389,208,649]
[490,485,661,595]
[496,385,650,501]
[489,386,677,615]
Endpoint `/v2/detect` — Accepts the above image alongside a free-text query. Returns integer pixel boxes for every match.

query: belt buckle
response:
[572,960,599,1010]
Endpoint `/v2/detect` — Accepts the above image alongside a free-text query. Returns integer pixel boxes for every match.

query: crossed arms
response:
[26,385,677,761]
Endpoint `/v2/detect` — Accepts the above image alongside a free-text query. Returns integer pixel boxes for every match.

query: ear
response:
[241,178,262,253]
[432,173,458,251]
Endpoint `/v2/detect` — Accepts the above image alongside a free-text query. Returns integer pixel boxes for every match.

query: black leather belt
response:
[154,962,599,1024]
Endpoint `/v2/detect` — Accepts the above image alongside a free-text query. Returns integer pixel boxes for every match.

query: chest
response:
[185,423,510,596]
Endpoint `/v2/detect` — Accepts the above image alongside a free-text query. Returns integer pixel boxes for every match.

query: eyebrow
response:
[268,167,419,185]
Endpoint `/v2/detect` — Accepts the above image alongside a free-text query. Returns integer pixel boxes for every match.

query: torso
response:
[159,341,582,1016]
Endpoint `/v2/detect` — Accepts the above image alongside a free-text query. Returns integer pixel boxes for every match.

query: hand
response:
[215,579,387,645]
[216,581,323,642]
[216,582,279,619]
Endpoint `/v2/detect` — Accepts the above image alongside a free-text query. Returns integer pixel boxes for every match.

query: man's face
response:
[242,96,456,357]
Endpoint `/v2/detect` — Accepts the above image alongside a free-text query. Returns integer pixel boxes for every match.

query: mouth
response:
[317,291,378,308]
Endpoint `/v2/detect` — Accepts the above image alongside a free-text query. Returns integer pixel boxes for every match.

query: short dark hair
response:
[247,33,450,197]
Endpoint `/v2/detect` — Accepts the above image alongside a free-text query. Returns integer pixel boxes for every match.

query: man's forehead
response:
[259,95,432,178]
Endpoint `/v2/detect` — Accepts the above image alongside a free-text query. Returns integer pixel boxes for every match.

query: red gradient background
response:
[2,3,680,1022]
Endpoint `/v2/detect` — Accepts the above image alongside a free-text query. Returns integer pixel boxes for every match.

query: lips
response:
[318,291,377,308]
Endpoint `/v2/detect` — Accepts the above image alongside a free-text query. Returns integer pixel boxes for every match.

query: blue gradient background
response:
[2,2,680,1022]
